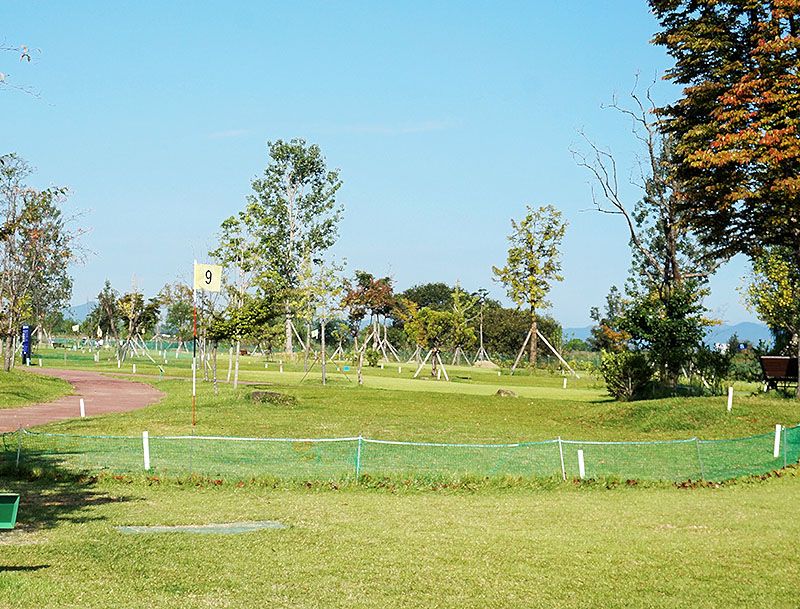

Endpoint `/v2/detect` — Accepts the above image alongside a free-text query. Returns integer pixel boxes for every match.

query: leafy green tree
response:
[650,0,800,279]
[450,282,477,364]
[399,282,454,311]
[0,154,78,370]
[404,307,456,378]
[619,283,709,388]
[588,286,630,353]
[492,204,566,367]
[248,139,343,354]
[742,246,800,396]
[81,281,121,346]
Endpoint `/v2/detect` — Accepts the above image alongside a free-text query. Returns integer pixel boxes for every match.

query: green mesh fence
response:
[1,425,798,482]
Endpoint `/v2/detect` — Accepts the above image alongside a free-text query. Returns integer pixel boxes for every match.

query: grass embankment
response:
[30,369,800,444]
[0,470,798,608]
[0,368,72,410]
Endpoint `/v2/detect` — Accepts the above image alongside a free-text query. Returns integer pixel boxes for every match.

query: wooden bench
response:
[759,356,798,391]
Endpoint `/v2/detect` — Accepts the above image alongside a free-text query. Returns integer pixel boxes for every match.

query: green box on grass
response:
[0,493,20,529]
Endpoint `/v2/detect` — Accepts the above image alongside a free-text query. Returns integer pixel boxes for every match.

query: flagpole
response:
[192,260,197,427]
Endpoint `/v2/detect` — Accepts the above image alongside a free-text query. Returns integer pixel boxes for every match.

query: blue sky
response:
[2,1,756,327]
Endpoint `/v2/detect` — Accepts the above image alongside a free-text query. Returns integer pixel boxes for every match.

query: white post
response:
[398,366,402,373]
[380,363,384,370]
[727,387,733,412]
[497,371,501,376]
[558,437,566,480]
[563,378,567,389]
[133,364,136,374]
[38,358,42,367]
[117,360,121,368]
[280,364,283,373]
[577,449,585,479]
[774,424,782,458]
[79,398,85,418]
[142,431,151,471]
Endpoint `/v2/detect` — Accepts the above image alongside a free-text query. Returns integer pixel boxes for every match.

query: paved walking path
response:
[0,368,165,432]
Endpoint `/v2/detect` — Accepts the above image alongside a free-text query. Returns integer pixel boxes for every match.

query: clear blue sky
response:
[2,1,756,328]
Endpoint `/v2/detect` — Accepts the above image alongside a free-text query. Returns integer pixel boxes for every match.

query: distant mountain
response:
[64,301,95,322]
[703,321,772,347]
[563,321,772,348]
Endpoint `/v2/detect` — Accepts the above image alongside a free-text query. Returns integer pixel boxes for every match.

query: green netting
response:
[2,425,798,482]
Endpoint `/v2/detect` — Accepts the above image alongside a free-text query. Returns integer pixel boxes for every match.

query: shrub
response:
[365,349,380,367]
[600,350,654,401]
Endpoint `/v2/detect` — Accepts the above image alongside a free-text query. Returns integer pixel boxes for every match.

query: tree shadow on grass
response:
[0,467,138,533]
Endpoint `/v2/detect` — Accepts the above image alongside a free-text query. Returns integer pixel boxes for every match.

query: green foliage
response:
[0,154,76,369]
[619,284,711,388]
[600,350,654,401]
[364,349,380,367]
[692,344,734,395]
[651,1,800,262]
[743,246,800,349]
[399,282,454,311]
[493,204,567,365]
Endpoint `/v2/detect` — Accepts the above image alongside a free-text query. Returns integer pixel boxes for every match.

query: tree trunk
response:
[227,346,233,382]
[431,348,438,377]
[233,340,240,389]
[321,320,327,386]
[284,300,293,355]
[529,308,538,368]
[212,342,219,395]
[357,349,364,385]
[304,322,310,373]
[3,336,11,372]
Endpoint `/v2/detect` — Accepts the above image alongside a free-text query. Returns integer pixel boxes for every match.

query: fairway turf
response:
[0,471,798,608]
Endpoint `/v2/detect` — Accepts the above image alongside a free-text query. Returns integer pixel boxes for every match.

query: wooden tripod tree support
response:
[510,329,580,378]
[413,349,450,381]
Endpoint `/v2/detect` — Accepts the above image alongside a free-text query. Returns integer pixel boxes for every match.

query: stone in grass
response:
[495,389,518,398]
[250,391,297,406]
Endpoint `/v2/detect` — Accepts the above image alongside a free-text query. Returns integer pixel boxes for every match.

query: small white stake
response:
[774,424,782,458]
[380,363,384,369]
[79,398,85,418]
[578,449,585,479]
[142,431,150,471]
[398,366,402,373]
[265,363,268,369]
[38,358,42,367]
[563,378,567,389]
[117,360,121,369]
[280,365,283,373]
[727,387,733,412]
[437,368,441,380]
[497,371,501,376]
[133,364,136,374]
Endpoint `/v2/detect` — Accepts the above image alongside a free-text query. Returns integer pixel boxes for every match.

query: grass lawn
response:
[1,349,799,607]
[0,470,798,608]
[0,368,72,410]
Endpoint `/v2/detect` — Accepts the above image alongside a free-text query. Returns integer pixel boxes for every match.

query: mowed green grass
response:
[0,368,72,410]
[23,345,800,443]
[2,349,799,607]
[0,471,799,608]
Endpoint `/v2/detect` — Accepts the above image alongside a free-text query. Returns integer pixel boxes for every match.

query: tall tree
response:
[248,139,343,355]
[492,204,566,367]
[0,154,79,370]
[650,0,800,389]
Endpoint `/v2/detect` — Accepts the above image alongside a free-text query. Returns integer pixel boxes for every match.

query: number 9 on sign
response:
[194,263,222,292]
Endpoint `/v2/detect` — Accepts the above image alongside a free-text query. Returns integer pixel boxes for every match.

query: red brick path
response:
[0,368,165,432]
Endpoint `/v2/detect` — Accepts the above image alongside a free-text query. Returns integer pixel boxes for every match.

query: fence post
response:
[355,436,363,478]
[558,437,565,480]
[15,426,22,469]
[142,431,150,471]
[694,437,705,479]
[774,424,782,459]
[577,449,585,479]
